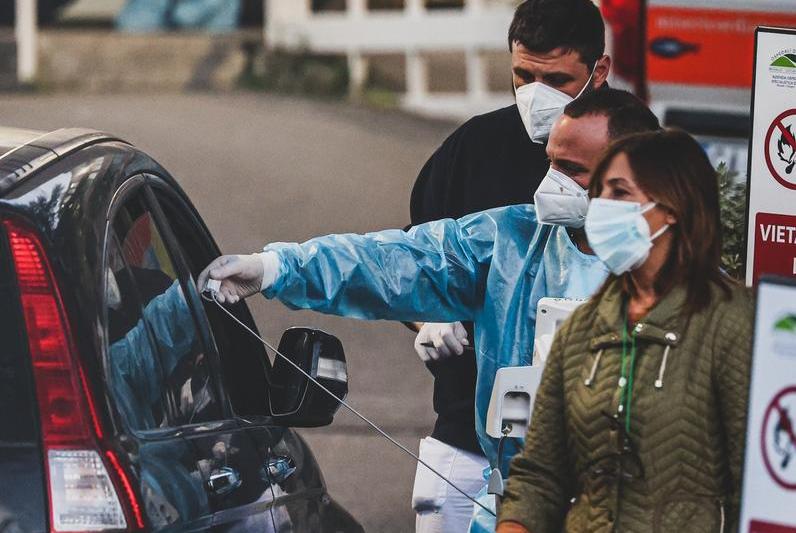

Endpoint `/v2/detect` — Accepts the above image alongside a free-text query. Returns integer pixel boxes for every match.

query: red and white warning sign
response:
[741,28,796,532]
[741,279,796,532]
[761,386,796,490]
[765,110,796,190]
[753,213,796,284]
[749,519,796,533]
[746,28,796,287]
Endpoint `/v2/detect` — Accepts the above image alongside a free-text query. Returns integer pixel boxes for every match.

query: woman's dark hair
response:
[588,129,733,313]
[508,0,606,68]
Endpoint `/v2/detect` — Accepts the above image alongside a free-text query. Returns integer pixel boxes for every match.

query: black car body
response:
[0,127,362,533]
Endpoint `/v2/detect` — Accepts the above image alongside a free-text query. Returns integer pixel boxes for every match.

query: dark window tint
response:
[105,232,169,431]
[151,186,271,416]
[106,189,223,430]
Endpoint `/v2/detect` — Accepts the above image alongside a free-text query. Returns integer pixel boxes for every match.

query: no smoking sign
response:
[761,385,796,491]
[765,109,796,190]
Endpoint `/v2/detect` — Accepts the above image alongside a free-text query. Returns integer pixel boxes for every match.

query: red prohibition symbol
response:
[765,109,796,190]
[761,385,796,490]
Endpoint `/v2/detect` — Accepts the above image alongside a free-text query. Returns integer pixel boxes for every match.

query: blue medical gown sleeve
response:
[262,214,503,323]
[141,281,197,377]
[110,280,197,428]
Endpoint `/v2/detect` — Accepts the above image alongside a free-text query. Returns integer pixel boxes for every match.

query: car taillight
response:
[601,0,647,100]
[3,219,145,532]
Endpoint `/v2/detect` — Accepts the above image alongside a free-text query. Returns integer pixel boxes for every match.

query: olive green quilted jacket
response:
[499,278,754,533]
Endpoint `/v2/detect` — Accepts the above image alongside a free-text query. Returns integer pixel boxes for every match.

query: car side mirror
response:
[268,327,348,427]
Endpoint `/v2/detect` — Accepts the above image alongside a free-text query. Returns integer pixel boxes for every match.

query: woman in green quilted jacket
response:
[497,130,754,533]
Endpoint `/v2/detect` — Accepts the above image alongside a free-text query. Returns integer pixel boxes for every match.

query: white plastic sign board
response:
[740,276,796,533]
[746,27,796,287]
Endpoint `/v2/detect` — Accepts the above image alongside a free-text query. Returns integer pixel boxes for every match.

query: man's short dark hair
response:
[508,0,605,68]
[563,89,661,140]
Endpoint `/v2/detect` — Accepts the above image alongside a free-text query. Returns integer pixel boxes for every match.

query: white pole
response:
[15,0,37,85]
[348,50,368,98]
[405,50,428,107]
[406,0,424,17]
[465,0,485,14]
[466,48,487,102]
[349,0,366,18]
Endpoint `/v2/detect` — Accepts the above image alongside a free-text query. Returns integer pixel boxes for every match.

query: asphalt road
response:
[0,93,457,532]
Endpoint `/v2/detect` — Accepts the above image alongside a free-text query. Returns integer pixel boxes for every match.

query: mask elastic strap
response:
[574,65,596,100]
[639,202,657,214]
[650,224,669,241]
[641,203,670,241]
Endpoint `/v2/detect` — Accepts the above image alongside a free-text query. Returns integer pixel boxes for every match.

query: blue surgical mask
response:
[585,198,669,275]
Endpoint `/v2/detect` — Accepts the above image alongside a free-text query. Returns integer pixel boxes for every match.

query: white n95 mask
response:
[515,68,595,144]
[585,198,669,275]
[515,83,573,144]
[533,167,589,227]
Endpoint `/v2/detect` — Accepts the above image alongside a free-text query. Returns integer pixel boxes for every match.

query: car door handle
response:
[263,455,296,484]
[207,466,242,496]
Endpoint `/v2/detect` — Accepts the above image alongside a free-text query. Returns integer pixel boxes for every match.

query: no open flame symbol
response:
[766,109,796,189]
[778,124,796,175]
[762,386,796,490]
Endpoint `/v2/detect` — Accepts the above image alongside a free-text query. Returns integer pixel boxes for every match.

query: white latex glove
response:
[413,322,469,362]
[197,252,279,304]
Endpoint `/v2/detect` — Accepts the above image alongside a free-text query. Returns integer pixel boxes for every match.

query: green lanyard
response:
[618,306,638,433]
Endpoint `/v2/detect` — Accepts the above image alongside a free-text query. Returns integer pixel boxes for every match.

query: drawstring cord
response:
[589,334,674,394]
[584,349,604,387]
[655,345,671,389]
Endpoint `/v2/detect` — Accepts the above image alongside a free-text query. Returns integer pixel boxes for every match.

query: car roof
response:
[0,127,126,198]
[0,127,48,158]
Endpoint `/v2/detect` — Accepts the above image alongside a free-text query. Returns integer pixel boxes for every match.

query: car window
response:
[106,231,170,430]
[148,182,271,417]
[106,188,224,430]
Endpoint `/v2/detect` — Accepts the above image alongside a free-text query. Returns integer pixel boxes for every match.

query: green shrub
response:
[240,47,349,99]
[717,163,747,280]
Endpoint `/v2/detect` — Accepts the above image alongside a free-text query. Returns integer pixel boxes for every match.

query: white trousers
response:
[412,436,489,533]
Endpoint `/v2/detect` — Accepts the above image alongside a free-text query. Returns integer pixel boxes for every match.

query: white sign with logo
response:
[740,277,796,533]
[746,27,796,287]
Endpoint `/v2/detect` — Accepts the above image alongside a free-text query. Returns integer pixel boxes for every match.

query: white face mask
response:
[533,167,589,227]
[515,68,595,144]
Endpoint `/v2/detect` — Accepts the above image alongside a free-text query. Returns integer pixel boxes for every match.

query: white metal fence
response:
[15,0,38,84]
[264,0,517,119]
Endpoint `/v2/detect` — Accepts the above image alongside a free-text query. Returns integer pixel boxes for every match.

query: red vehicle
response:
[601,0,796,174]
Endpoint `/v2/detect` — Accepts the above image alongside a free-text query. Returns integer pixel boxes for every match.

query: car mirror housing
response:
[268,327,348,427]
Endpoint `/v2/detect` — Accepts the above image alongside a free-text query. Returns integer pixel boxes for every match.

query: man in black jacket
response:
[408,1,610,531]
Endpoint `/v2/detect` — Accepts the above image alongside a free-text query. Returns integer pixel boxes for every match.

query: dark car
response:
[0,127,362,532]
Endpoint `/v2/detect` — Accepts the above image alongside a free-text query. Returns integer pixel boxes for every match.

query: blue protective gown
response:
[262,204,608,470]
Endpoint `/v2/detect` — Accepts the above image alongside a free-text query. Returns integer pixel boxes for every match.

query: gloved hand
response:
[413,322,469,362]
[197,252,279,304]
